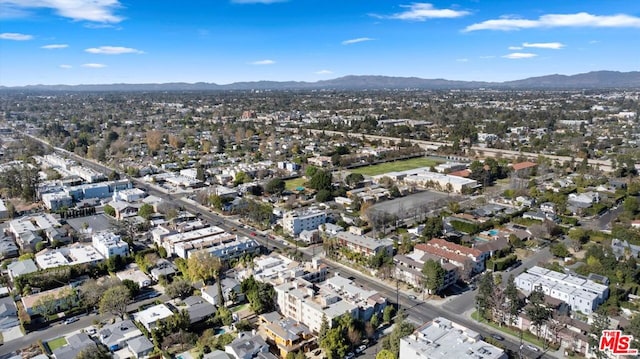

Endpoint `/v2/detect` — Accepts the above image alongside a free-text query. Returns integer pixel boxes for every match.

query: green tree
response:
[165,277,193,299]
[215,306,233,326]
[422,259,445,294]
[316,189,332,202]
[370,313,379,330]
[589,309,611,359]
[76,345,111,359]
[504,275,522,326]
[233,171,250,186]
[121,279,140,297]
[381,312,414,359]
[345,173,364,188]
[186,251,222,283]
[376,349,396,359]
[309,170,332,191]
[138,203,154,220]
[383,305,395,323]
[321,327,349,359]
[209,194,223,210]
[421,217,443,239]
[550,243,570,258]
[623,196,639,215]
[318,314,329,343]
[476,273,495,320]
[265,178,286,195]
[99,285,131,319]
[104,204,116,217]
[526,286,551,340]
[305,165,319,178]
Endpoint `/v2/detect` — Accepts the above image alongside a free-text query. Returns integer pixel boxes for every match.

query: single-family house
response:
[183,295,216,324]
[127,336,155,358]
[7,259,38,281]
[98,319,143,352]
[225,331,270,359]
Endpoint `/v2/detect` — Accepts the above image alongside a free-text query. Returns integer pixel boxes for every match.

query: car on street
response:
[525,344,539,352]
[356,345,367,353]
[345,352,355,359]
[490,334,504,341]
[408,295,417,300]
[64,317,79,325]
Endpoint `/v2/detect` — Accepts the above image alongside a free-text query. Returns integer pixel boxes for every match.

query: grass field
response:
[350,157,441,176]
[285,177,307,191]
[47,337,68,351]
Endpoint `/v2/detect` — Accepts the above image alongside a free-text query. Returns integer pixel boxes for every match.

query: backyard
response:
[46,337,68,351]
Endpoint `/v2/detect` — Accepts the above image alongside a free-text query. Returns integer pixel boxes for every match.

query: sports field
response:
[285,177,307,191]
[350,157,441,176]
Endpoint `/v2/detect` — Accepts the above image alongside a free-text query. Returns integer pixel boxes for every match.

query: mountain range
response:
[2,70,639,91]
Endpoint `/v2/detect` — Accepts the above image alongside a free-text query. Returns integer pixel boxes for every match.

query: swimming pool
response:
[488,229,499,236]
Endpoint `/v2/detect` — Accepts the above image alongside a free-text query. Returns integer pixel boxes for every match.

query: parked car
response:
[345,353,355,359]
[408,295,417,300]
[64,317,79,325]
[313,350,322,356]
[490,334,504,341]
[356,345,367,353]
[525,344,539,352]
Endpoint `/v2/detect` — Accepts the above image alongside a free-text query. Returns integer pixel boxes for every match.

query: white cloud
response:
[456,58,469,62]
[231,0,287,3]
[479,55,496,59]
[465,12,640,31]
[249,59,275,65]
[59,64,72,69]
[502,52,537,59]
[508,46,523,50]
[374,3,470,21]
[0,32,33,40]
[523,42,565,49]
[315,70,333,75]
[82,63,107,68]
[342,37,374,45]
[0,0,124,23]
[42,44,68,49]
[85,46,143,55]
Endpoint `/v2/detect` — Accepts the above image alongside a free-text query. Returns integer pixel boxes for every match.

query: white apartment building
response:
[42,191,73,211]
[274,277,358,333]
[35,244,104,269]
[399,317,507,359]
[515,266,609,314]
[70,165,106,183]
[0,198,7,219]
[283,208,326,236]
[92,232,130,258]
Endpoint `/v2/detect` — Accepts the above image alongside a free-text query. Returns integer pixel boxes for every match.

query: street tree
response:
[526,286,551,340]
[99,284,131,319]
[421,259,445,295]
[186,251,222,283]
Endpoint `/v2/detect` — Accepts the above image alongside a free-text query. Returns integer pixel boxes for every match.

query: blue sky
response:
[1,0,639,86]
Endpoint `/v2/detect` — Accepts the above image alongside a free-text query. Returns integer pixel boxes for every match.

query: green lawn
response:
[231,303,249,313]
[285,177,307,191]
[471,311,550,349]
[47,337,68,351]
[350,157,441,176]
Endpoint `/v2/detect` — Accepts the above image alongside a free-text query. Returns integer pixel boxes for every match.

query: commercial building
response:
[514,266,609,314]
[399,317,507,359]
[374,167,478,193]
[283,208,326,237]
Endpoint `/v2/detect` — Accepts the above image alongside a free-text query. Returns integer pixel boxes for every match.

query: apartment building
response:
[399,317,507,359]
[414,238,488,274]
[283,208,326,236]
[92,232,129,258]
[515,266,609,314]
[335,232,394,257]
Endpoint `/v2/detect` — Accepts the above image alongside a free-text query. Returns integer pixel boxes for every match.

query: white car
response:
[525,344,539,352]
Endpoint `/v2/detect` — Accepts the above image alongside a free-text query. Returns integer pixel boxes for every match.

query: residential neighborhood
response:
[0,87,639,359]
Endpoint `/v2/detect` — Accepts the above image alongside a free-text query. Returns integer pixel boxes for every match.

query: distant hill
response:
[2,70,639,91]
